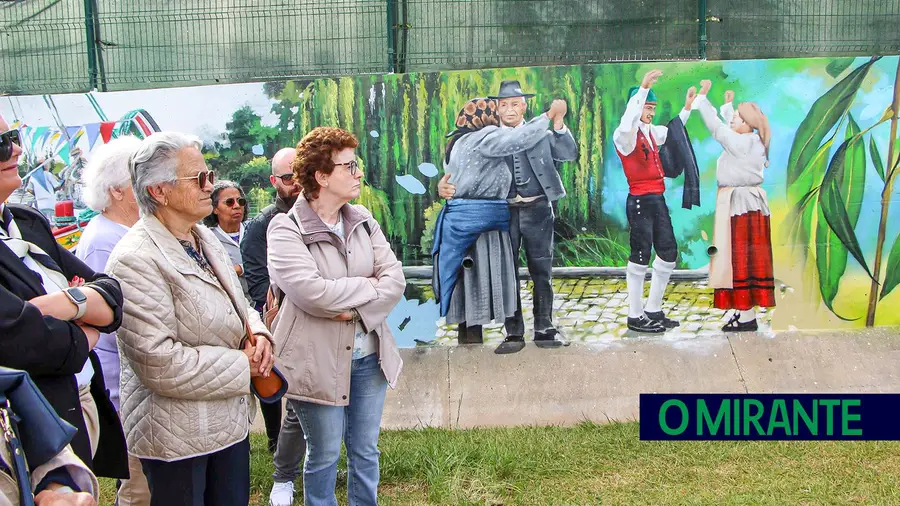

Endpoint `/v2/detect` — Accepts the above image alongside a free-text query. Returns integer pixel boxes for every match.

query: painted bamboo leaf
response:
[869,136,886,182]
[786,58,878,190]
[817,116,874,300]
[880,233,900,299]
[787,135,834,256]
[825,57,856,78]
[815,117,865,314]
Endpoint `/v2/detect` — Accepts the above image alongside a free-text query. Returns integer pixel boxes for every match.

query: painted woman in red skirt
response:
[694,79,774,332]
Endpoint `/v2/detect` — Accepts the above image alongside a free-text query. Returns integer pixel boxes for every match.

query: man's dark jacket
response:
[241,196,294,311]
[658,115,701,209]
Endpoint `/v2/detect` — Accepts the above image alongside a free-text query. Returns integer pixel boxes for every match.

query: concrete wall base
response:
[252,327,900,432]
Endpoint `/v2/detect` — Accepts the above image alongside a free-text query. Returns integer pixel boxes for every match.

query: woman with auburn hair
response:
[694,79,775,332]
[267,126,405,506]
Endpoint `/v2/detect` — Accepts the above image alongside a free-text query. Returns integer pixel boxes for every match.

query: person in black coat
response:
[0,113,128,479]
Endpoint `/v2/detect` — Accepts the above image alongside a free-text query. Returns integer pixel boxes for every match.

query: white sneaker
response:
[269,481,294,506]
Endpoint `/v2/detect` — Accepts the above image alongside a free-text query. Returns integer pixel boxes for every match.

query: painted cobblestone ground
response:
[406,277,775,346]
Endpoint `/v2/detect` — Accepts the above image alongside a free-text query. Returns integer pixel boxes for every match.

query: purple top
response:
[75,213,130,411]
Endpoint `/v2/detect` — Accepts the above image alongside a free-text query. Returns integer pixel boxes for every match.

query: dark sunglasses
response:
[175,170,215,188]
[0,129,21,163]
[335,159,360,176]
[275,173,294,184]
[223,197,247,208]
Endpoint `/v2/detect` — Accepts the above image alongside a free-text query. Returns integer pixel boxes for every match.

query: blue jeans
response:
[292,353,388,506]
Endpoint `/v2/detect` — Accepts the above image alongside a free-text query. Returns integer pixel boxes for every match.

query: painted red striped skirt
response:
[714,211,776,310]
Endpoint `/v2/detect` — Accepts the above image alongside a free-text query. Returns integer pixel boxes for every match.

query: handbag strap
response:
[0,397,36,506]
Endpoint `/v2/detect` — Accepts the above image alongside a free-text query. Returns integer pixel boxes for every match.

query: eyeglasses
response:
[275,173,294,184]
[334,160,359,176]
[0,129,21,163]
[175,170,215,188]
[224,197,247,208]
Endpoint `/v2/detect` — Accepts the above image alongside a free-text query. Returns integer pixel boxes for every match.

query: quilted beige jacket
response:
[107,215,271,461]
[267,197,405,406]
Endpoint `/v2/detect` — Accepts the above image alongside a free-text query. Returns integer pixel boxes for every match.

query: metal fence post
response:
[83,0,99,89]
[386,0,396,72]
[83,0,107,91]
[698,0,708,60]
[386,0,408,74]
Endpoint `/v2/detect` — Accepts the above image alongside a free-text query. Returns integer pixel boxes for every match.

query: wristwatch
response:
[63,287,88,320]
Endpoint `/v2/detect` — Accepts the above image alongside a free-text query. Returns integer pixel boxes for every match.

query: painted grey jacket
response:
[506,116,578,202]
[449,114,558,199]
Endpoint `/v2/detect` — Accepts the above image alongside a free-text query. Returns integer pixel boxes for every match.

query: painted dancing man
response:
[614,69,698,333]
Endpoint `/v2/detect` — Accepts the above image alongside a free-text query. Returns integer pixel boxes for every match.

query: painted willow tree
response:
[263,66,613,266]
[787,56,900,326]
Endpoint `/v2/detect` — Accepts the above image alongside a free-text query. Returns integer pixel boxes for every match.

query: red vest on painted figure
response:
[616,129,665,195]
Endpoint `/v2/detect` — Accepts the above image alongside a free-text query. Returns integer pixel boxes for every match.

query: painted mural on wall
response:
[4,55,900,348]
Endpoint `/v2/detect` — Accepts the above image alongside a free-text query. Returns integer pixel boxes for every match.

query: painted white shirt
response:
[326,216,376,359]
[613,86,692,155]
[694,94,770,216]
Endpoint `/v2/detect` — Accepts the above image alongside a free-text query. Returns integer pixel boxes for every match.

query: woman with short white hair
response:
[75,135,151,506]
[107,131,274,506]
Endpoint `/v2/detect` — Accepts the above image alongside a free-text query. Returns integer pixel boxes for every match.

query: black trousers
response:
[505,200,556,335]
[625,194,677,265]
[260,400,282,448]
[140,436,250,506]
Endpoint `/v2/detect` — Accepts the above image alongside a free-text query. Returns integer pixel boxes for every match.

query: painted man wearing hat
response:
[440,80,577,354]
[613,69,699,333]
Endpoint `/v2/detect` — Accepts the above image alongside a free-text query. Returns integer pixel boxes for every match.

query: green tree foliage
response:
[206,107,278,191]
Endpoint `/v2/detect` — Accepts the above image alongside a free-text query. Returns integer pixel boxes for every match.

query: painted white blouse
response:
[694,94,770,217]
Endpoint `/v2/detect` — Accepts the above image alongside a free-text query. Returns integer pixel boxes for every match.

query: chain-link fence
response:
[3,0,900,95]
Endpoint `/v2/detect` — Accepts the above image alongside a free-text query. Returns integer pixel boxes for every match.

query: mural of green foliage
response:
[786,57,900,326]
[260,66,621,265]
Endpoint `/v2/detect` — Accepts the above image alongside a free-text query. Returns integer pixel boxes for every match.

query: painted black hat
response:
[489,80,535,99]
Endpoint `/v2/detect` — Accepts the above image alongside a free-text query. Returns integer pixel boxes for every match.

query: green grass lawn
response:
[100,422,900,505]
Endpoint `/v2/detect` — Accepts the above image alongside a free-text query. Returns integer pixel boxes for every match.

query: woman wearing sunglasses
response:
[203,180,251,300]
[0,114,129,482]
[105,132,274,506]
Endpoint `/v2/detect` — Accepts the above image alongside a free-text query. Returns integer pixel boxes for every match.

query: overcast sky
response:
[1,81,278,143]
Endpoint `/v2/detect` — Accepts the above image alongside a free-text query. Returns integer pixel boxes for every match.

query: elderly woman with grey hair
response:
[202,180,251,300]
[106,132,275,506]
[76,135,151,506]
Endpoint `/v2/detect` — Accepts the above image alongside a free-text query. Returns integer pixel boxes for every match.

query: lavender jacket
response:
[75,214,130,411]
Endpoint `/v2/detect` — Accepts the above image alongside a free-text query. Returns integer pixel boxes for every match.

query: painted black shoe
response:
[457,323,484,345]
[722,312,758,332]
[627,315,666,333]
[494,335,526,354]
[534,328,568,348]
[645,310,680,329]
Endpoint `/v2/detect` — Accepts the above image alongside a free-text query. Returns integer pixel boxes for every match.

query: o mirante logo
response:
[639,394,900,441]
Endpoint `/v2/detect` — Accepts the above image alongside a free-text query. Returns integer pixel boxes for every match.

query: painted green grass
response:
[100,422,900,505]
